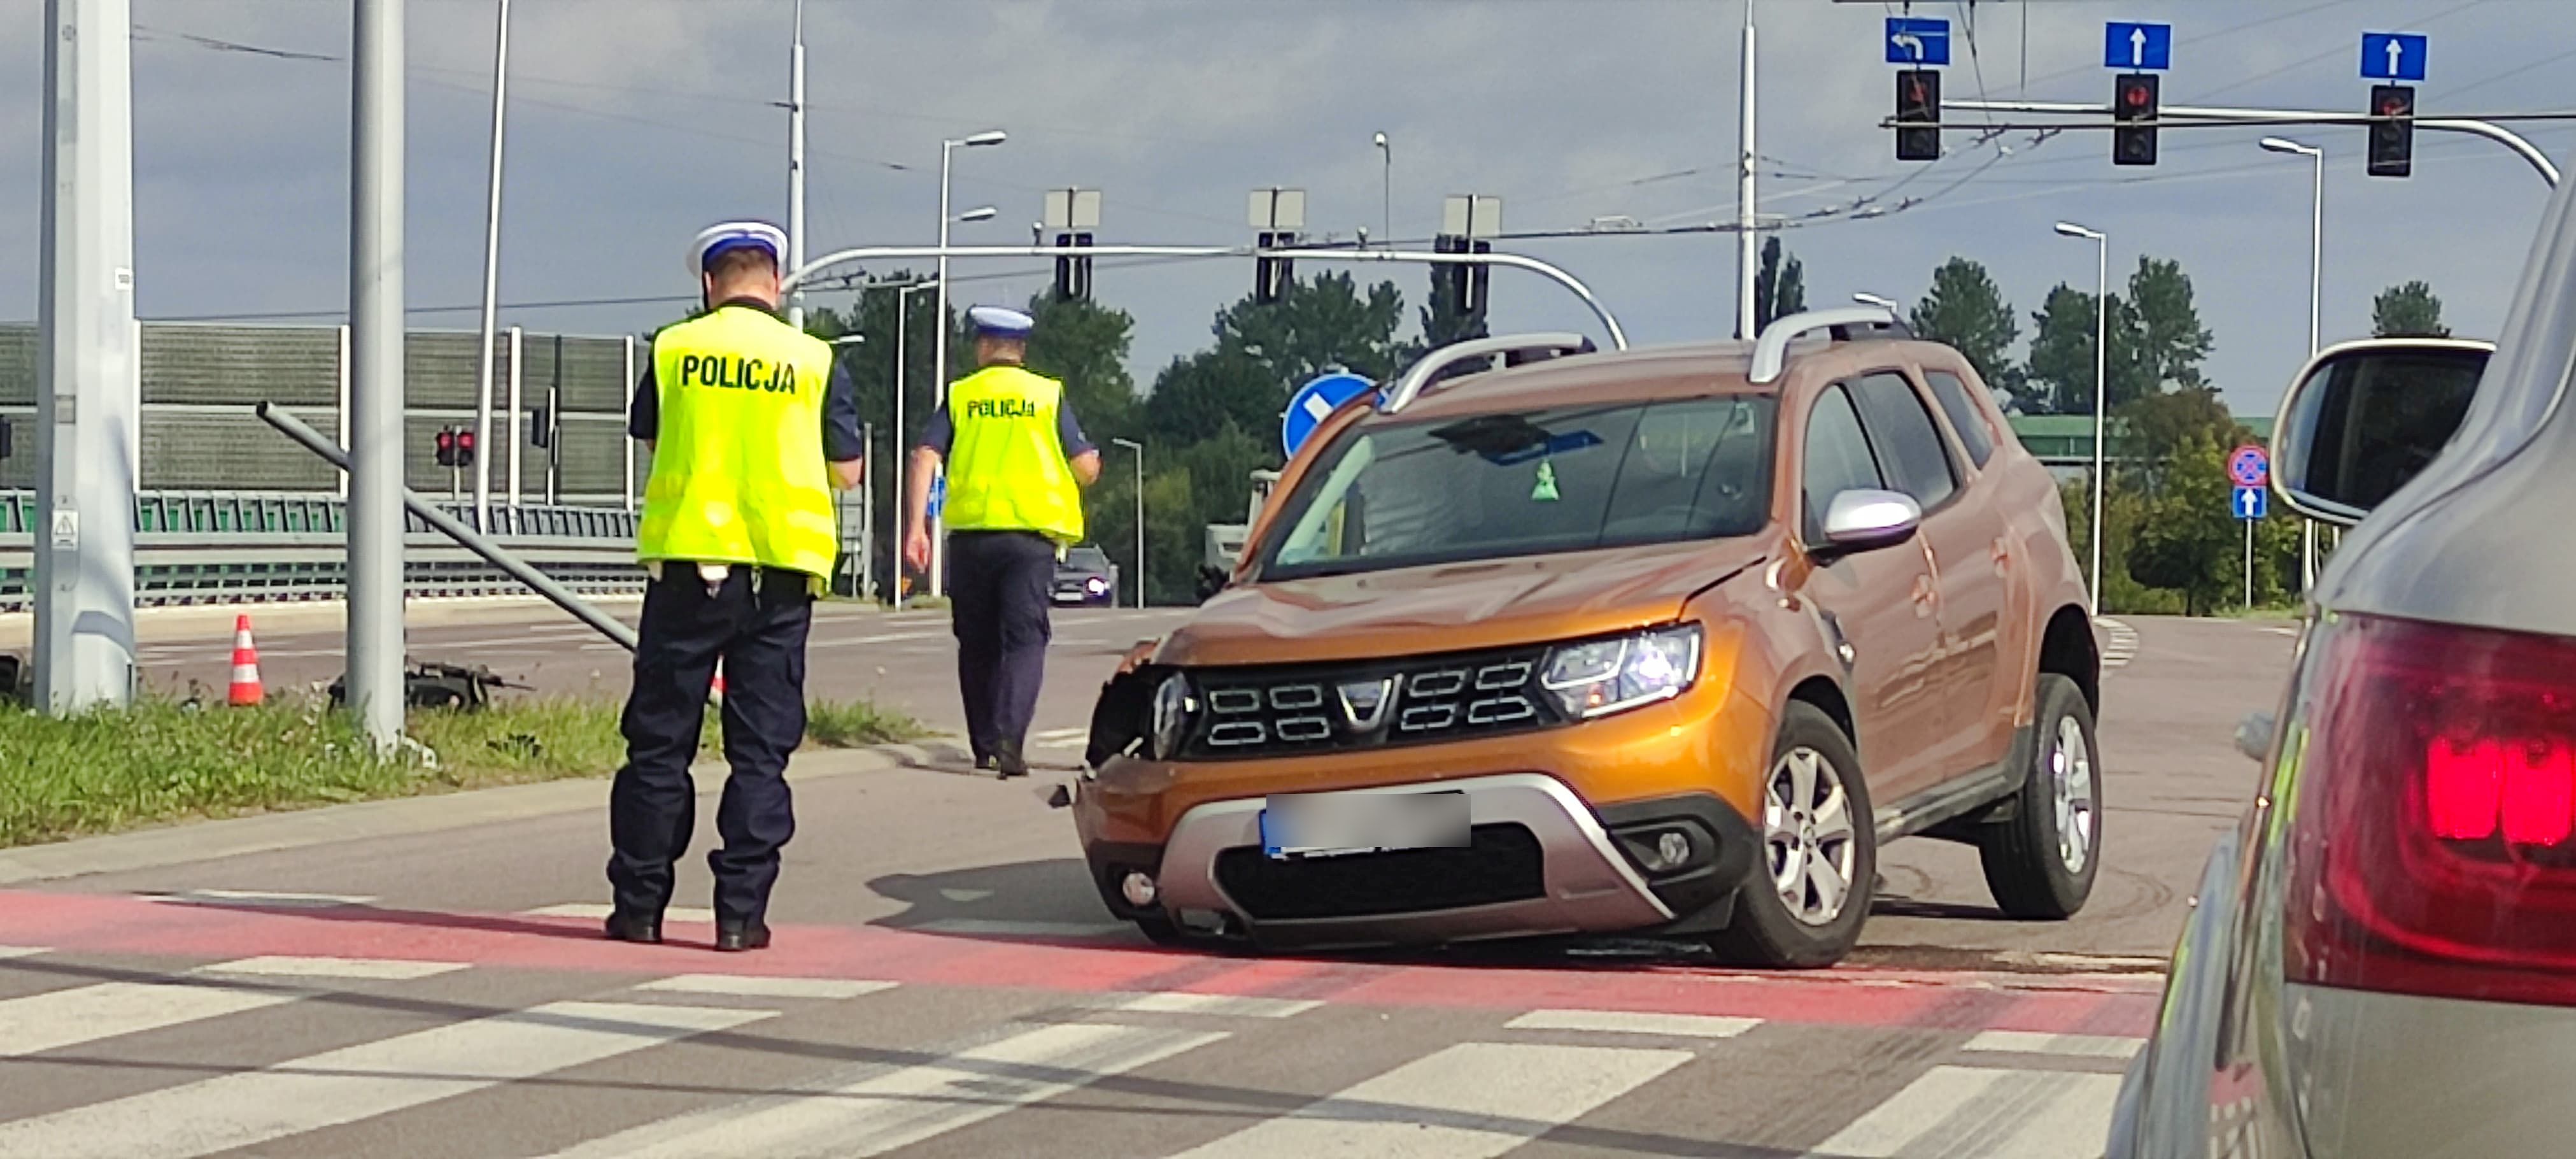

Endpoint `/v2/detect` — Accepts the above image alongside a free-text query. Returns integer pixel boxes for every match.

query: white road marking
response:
[2096,616,2141,671]
[192,956,470,981]
[522,902,718,924]
[913,918,1132,939]
[633,975,896,1000]
[0,1001,771,1159]
[1961,1030,2144,1059]
[1804,1065,2122,1158]
[1033,727,1087,740]
[544,1020,1226,1159]
[0,946,48,960]
[810,630,948,650]
[1105,992,1321,1020]
[137,889,376,908]
[1170,1041,1690,1158]
[1504,1009,1762,1039]
[0,981,306,1057]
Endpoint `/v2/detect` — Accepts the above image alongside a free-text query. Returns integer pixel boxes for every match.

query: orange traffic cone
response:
[228,615,264,707]
[711,659,726,702]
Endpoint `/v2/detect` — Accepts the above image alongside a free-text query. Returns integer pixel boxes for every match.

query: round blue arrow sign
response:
[1282,372,1376,458]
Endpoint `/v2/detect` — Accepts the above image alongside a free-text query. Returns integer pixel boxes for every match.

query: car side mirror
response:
[2272,339,2492,527]
[1815,488,1922,558]
[1194,565,1229,602]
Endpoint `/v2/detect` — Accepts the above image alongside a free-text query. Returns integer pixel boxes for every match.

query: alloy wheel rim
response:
[1764,746,1858,927]
[2051,715,2097,874]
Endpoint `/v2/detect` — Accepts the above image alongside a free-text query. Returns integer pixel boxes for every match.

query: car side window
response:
[1801,384,1885,544]
[1923,370,1997,467]
[1850,372,1959,510]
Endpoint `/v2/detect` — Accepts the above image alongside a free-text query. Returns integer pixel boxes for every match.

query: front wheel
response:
[1708,702,1878,969]
[1976,674,2102,920]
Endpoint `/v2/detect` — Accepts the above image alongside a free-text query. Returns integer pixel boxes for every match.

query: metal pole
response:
[469,0,509,532]
[1377,134,1392,250]
[785,0,806,330]
[348,0,407,748]
[931,142,953,601]
[2090,233,2107,615]
[1946,99,2561,187]
[2245,519,2255,609]
[789,244,1634,352]
[860,419,875,601]
[894,284,912,610]
[620,334,636,513]
[1113,437,1143,608]
[1735,0,1759,341]
[505,324,523,509]
[35,0,140,715]
[2302,146,2323,595]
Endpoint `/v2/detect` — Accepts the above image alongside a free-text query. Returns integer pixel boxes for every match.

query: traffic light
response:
[2369,84,2416,178]
[1434,234,1470,307]
[529,406,553,450]
[1463,239,1493,316]
[2111,73,2159,166]
[434,427,458,468]
[1052,231,1094,301]
[1895,69,1941,162]
[1254,231,1296,305]
[455,429,476,469]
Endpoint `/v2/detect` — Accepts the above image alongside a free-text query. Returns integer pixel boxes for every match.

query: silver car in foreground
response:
[2108,178,2576,1155]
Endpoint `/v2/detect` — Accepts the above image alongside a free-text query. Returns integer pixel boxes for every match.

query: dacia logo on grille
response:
[1339,677,1396,732]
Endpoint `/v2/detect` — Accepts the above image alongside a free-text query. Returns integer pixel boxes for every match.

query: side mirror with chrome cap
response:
[1815,489,1923,558]
[2270,338,2494,527]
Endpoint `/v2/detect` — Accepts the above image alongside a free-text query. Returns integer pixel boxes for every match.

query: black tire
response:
[1133,913,1191,948]
[1978,674,2103,920]
[1708,702,1878,969]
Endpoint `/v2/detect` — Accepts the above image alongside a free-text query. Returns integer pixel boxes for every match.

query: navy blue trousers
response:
[947,531,1056,758]
[607,566,812,927]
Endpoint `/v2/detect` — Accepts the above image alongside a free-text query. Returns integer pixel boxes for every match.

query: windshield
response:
[1253,395,1776,581]
[1063,547,1111,570]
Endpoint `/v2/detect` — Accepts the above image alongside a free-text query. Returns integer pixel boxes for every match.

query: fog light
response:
[1632,829,1694,873]
[1120,871,1159,909]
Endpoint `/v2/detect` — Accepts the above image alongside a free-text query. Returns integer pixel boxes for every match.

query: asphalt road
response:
[0,610,2297,1157]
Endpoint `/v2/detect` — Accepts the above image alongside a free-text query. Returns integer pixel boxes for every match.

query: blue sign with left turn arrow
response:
[1885,17,1951,66]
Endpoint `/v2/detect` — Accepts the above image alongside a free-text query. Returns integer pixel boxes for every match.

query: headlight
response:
[1541,625,1703,719]
[1086,576,1110,593]
[1149,673,1196,758]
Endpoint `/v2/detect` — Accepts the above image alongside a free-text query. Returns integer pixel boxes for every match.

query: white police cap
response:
[967,305,1035,339]
[686,220,788,275]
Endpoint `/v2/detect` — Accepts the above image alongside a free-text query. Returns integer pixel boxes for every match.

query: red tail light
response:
[2285,614,2576,1006]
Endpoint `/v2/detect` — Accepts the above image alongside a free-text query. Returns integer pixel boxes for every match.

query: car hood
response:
[1158,539,1771,667]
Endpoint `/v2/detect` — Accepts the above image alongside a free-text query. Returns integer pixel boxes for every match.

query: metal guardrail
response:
[0,490,641,611]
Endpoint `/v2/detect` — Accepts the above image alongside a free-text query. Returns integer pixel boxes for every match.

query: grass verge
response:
[0,693,923,849]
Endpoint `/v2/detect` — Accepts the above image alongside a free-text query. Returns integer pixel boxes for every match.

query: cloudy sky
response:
[3,0,2568,416]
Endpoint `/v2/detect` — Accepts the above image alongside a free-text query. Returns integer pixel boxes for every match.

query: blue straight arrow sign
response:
[1885,17,1951,66]
[2233,485,2268,521]
[2361,32,2429,82]
[2104,22,2174,71]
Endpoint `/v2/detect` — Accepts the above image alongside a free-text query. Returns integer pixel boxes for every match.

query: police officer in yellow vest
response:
[608,221,863,952]
[904,306,1100,778]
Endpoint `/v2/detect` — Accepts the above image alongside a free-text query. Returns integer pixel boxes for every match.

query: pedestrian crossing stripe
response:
[1168,1042,1692,1158]
[0,978,308,1058]
[1504,1008,1764,1039]
[523,902,719,924]
[632,974,897,999]
[192,955,471,980]
[1805,1064,2122,1158]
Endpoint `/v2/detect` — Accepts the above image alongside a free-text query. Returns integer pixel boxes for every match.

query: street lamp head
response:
[2054,221,2104,241]
[2261,137,2319,157]
[960,129,1008,148]
[1853,292,1898,309]
[830,334,866,346]
[1373,131,1389,150]
[954,206,998,224]
[1111,437,1143,451]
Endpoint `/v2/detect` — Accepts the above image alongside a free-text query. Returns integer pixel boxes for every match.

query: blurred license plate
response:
[1259,791,1469,860]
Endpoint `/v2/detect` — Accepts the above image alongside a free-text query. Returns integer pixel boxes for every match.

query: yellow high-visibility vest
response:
[636,305,839,581]
[944,364,1084,544]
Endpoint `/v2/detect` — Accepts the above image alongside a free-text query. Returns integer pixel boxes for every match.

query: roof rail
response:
[1378,332,1598,415]
[1747,306,1910,385]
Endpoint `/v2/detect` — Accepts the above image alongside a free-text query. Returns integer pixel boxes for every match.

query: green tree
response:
[2026,255,2212,416]
[1416,259,1490,352]
[1023,292,1142,440]
[2126,436,2240,615]
[1907,257,2028,408]
[2025,284,2118,415]
[2372,281,2450,338]
[1753,237,1807,331]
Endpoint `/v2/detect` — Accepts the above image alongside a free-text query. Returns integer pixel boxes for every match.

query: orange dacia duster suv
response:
[1073,309,2103,967]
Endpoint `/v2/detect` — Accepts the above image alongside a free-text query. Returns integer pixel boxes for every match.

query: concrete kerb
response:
[0,742,919,886]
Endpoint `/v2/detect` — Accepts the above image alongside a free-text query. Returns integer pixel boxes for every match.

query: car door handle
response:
[1991,537,2013,572]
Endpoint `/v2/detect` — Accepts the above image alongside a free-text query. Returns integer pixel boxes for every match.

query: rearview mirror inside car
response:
[2272,339,2492,527]
[1817,489,1923,557]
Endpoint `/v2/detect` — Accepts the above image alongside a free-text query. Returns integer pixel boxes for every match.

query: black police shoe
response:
[993,740,1030,779]
[604,911,663,945]
[714,920,772,953]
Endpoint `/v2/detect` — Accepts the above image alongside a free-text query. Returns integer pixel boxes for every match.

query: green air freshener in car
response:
[1531,459,1560,502]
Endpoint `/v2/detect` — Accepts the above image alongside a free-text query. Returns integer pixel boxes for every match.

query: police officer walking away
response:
[607,220,864,951]
[905,306,1100,778]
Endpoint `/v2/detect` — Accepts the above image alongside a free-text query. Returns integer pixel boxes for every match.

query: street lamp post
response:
[2262,136,2326,596]
[2055,220,2110,615]
[469,0,511,531]
[893,278,940,609]
[932,130,1007,600]
[1373,132,1391,250]
[1111,437,1144,608]
[830,334,865,598]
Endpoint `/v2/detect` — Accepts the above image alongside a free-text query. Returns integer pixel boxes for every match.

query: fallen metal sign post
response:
[256,402,640,653]
[784,244,1632,352]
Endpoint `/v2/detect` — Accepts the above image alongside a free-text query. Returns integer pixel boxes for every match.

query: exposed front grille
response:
[1213,823,1546,920]
[1181,644,1562,760]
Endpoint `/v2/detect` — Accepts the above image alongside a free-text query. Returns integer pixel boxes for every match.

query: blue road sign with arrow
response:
[1885,17,1951,66]
[2104,22,2173,71]
[2233,485,2268,521]
[1282,371,1376,458]
[2361,32,2428,82]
